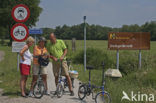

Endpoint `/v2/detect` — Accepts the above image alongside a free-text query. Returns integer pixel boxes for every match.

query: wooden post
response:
[72,38,76,52]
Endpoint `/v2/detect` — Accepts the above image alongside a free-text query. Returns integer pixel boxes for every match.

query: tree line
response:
[1,20,156,43]
[42,21,156,41]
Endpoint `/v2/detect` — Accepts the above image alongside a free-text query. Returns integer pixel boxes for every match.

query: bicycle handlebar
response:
[56,59,63,62]
[33,54,49,58]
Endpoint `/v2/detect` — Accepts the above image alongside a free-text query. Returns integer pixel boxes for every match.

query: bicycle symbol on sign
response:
[14,29,25,36]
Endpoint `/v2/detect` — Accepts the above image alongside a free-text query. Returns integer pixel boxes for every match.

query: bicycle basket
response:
[69,70,78,79]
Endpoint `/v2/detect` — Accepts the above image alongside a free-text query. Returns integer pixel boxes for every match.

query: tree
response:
[0,26,7,45]
[0,0,42,45]
[41,22,156,41]
[42,28,55,39]
[141,21,156,41]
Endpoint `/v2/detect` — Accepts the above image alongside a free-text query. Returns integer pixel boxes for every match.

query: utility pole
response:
[84,16,86,72]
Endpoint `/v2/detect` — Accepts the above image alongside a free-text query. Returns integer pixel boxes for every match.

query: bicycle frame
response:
[58,61,64,84]
[101,62,105,95]
[57,60,73,88]
[78,62,111,102]
[55,60,66,98]
[33,63,46,99]
[37,65,42,81]
[81,69,95,96]
[94,62,111,103]
[88,69,91,88]
[101,85,105,95]
[87,69,94,96]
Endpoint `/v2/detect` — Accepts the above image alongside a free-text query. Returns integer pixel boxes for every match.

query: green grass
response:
[0,40,156,103]
[64,40,156,103]
[0,45,32,97]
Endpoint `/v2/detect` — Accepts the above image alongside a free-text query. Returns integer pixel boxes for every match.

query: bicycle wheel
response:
[78,85,87,100]
[95,91,111,103]
[33,81,45,99]
[56,83,64,98]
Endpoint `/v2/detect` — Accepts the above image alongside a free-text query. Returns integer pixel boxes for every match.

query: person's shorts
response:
[52,61,69,77]
[20,63,31,75]
[32,64,48,75]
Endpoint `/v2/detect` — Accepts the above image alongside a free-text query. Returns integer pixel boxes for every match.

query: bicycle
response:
[78,62,111,103]
[53,59,65,98]
[78,65,96,100]
[33,55,49,99]
[14,29,25,36]
[95,62,111,103]
[53,59,77,98]
[64,59,75,88]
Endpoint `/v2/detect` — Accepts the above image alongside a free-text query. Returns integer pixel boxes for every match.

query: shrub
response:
[119,51,138,75]
[73,48,112,69]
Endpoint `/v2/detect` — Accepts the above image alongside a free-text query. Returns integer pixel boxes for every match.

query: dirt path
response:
[0,62,94,103]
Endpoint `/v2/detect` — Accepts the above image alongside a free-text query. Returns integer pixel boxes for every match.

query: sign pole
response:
[35,34,36,45]
[116,49,119,69]
[84,16,86,72]
[11,4,30,72]
[139,50,141,69]
[29,28,43,44]
[17,53,20,71]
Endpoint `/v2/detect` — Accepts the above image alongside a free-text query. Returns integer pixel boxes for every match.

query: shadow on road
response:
[2,91,21,97]
[70,97,89,103]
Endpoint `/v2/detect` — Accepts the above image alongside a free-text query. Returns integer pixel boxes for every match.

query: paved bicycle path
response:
[0,62,94,103]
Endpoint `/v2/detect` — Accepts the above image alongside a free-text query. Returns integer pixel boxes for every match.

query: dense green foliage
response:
[73,48,113,69]
[0,0,42,45]
[42,21,156,41]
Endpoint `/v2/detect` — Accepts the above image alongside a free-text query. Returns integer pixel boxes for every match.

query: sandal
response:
[21,94,28,98]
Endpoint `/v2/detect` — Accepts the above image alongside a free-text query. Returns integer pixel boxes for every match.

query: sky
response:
[35,0,156,28]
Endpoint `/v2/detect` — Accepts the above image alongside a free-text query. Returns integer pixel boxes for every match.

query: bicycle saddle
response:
[86,66,94,70]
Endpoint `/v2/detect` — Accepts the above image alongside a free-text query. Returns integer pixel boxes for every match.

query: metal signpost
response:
[84,16,86,72]
[11,23,29,71]
[108,32,150,69]
[29,29,43,45]
[11,4,30,71]
[116,50,119,69]
[72,38,76,52]
[12,42,26,70]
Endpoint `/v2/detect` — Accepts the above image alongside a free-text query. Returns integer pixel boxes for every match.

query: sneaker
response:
[28,91,33,97]
[70,91,74,96]
[21,94,28,98]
